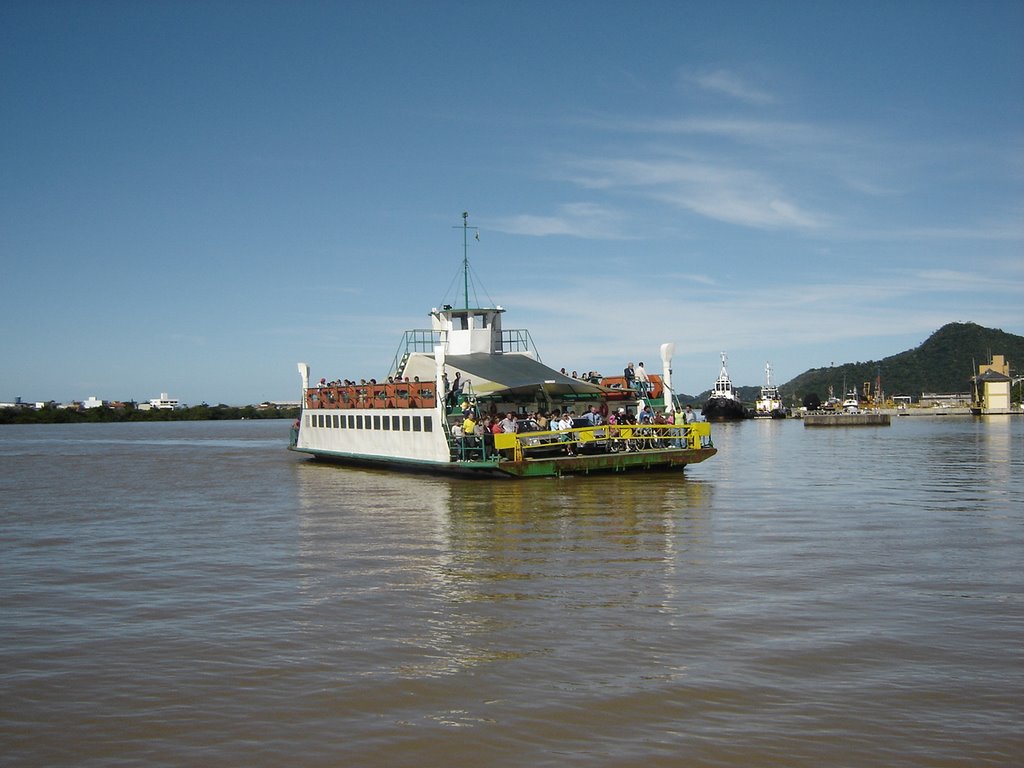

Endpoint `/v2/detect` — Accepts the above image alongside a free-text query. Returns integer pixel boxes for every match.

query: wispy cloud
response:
[565,156,828,230]
[581,114,834,149]
[683,68,777,106]
[491,203,634,239]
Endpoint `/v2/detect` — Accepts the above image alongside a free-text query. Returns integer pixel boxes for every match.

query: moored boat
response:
[842,391,860,413]
[754,362,787,418]
[701,352,749,421]
[289,213,716,478]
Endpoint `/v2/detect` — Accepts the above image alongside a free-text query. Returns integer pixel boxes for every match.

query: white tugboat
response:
[754,362,787,418]
[701,352,748,421]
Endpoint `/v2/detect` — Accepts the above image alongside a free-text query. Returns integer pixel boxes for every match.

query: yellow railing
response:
[491,422,711,461]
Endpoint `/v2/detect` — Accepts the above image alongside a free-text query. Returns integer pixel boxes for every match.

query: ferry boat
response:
[753,362,787,418]
[288,213,716,478]
[701,352,749,421]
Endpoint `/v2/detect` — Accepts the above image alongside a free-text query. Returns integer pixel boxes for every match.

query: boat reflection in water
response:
[293,462,714,679]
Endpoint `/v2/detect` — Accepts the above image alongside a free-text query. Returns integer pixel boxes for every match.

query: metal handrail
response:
[389,327,540,377]
[491,422,712,461]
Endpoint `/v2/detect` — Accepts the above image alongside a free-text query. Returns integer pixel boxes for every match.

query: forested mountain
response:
[687,323,1022,406]
[779,322,1023,403]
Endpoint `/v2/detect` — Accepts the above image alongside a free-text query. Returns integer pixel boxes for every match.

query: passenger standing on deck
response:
[635,362,649,397]
[447,372,462,410]
[624,362,635,390]
[672,408,686,447]
[557,411,576,455]
[684,405,696,423]
[462,410,476,437]
[499,412,518,433]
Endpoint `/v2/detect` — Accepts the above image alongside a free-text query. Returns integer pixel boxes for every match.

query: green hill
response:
[780,322,1024,404]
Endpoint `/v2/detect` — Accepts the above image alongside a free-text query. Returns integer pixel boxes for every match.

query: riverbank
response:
[0,404,300,425]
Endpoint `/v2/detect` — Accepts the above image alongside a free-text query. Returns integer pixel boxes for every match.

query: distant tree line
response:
[0,403,300,425]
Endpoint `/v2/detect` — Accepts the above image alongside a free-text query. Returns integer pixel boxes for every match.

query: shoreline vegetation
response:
[0,404,300,425]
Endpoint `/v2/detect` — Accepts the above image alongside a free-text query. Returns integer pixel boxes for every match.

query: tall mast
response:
[451,211,479,310]
[462,211,470,310]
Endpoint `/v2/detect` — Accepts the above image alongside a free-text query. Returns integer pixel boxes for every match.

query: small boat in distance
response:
[701,352,749,421]
[842,391,861,413]
[289,213,717,478]
[754,362,787,418]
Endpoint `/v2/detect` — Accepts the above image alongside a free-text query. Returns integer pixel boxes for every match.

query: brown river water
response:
[1,417,1021,767]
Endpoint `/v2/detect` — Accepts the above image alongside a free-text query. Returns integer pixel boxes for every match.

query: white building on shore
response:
[148,393,179,409]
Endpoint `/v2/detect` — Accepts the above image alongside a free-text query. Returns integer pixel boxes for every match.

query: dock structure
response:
[804,413,891,427]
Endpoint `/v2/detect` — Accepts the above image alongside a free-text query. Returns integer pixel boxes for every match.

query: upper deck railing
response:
[305,381,438,410]
[389,327,539,378]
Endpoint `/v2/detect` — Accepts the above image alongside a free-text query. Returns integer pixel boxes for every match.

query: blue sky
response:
[2,0,1022,405]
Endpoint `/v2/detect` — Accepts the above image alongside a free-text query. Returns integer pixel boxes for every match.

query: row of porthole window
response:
[308,412,433,433]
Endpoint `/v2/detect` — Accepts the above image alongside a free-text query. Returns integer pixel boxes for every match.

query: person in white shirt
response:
[558,412,576,455]
[635,362,650,397]
[499,413,518,433]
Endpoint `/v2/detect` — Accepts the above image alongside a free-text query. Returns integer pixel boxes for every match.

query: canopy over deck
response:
[446,353,608,398]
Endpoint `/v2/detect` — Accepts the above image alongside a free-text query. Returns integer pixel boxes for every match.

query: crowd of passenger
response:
[316,360,654,406]
[317,375,425,388]
[553,361,651,396]
[449,397,700,458]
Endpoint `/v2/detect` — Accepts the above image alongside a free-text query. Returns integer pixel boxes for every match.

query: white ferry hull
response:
[293,406,451,464]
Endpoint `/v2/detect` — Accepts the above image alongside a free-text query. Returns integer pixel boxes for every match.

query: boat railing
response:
[497,329,536,356]
[448,433,494,462]
[466,422,712,462]
[389,327,541,377]
[390,330,444,377]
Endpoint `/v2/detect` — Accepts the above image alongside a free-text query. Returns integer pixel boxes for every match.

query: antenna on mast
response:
[454,211,479,311]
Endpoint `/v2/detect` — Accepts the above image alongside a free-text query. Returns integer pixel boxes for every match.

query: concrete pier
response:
[804,413,891,427]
